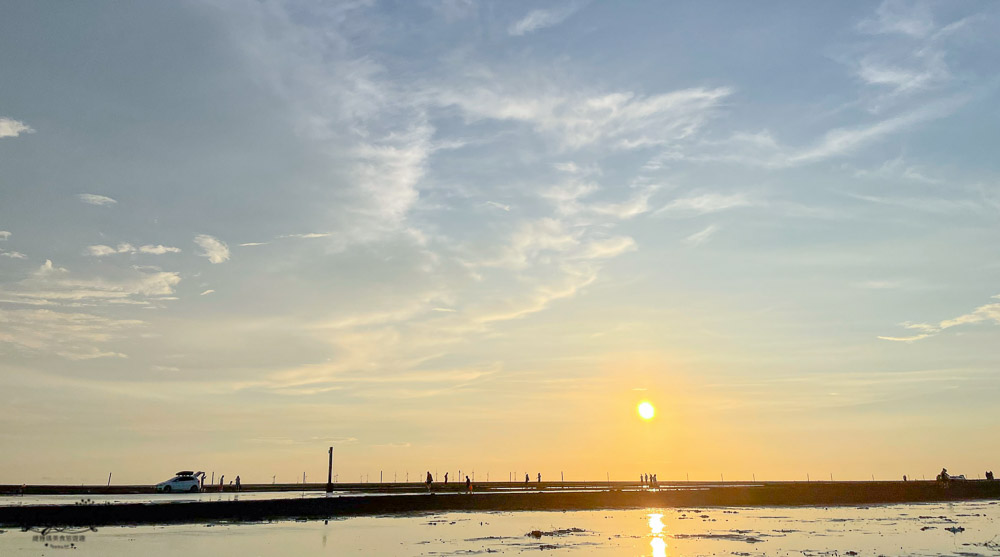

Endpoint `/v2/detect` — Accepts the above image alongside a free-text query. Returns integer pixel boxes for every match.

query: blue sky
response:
[1,0,999,484]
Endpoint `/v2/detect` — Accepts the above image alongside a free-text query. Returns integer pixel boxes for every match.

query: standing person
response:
[525,473,529,483]
[537,473,541,483]
[425,471,433,491]
[219,475,225,492]
[235,476,241,492]
[465,475,471,492]
[444,472,448,484]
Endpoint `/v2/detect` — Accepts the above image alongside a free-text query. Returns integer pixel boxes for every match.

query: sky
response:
[1,0,999,485]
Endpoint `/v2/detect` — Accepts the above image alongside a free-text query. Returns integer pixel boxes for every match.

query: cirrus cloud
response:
[77,194,118,206]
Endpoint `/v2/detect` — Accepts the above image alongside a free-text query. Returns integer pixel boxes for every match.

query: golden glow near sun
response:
[638,401,655,420]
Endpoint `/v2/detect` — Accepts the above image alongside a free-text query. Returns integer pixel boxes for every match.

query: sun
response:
[638,401,655,420]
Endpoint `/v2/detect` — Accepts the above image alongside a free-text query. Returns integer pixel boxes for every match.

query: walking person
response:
[235,475,241,492]
[466,475,471,492]
[425,471,433,491]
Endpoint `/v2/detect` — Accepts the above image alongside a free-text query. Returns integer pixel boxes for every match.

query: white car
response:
[155,471,203,493]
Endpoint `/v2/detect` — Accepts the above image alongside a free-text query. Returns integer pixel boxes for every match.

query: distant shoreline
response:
[2,480,999,527]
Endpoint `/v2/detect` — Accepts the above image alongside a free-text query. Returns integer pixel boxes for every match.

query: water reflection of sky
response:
[1,501,998,555]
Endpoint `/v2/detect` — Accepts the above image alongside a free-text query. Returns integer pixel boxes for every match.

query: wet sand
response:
[0,500,997,556]
[1,480,998,527]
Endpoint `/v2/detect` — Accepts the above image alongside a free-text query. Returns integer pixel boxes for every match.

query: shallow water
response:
[1,500,997,556]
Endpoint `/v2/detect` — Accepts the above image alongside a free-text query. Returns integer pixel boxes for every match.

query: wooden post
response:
[107,473,112,487]
[326,447,334,493]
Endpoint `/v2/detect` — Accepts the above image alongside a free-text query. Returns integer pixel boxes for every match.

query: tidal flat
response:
[1,500,998,556]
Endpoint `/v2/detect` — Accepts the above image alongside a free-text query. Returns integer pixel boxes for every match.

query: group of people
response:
[640,473,658,487]
[213,474,241,492]
[425,471,472,491]
[935,468,996,482]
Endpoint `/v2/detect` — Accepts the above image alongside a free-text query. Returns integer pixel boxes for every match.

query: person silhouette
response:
[466,475,471,491]
[537,473,541,482]
[444,472,448,484]
[425,471,433,491]
[235,476,241,492]
[525,473,529,483]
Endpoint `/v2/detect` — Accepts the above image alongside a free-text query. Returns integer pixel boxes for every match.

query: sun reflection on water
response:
[648,513,667,556]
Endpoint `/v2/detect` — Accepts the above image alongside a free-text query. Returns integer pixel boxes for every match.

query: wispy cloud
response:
[0,117,34,138]
[858,0,935,38]
[475,266,597,324]
[352,124,433,224]
[657,192,754,216]
[852,156,942,184]
[485,201,511,212]
[844,192,985,215]
[280,233,332,239]
[590,186,658,219]
[482,218,579,269]
[880,295,1000,342]
[684,224,718,246]
[683,95,967,168]
[200,289,215,296]
[0,307,138,360]
[856,55,948,96]
[77,193,117,206]
[0,260,180,304]
[86,243,181,256]
[0,231,10,241]
[437,85,732,151]
[576,236,636,260]
[239,242,268,247]
[0,258,186,360]
[194,234,230,264]
[509,3,582,36]
[0,250,26,259]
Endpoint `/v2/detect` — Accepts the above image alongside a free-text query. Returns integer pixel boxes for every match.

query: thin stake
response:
[327,447,334,493]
